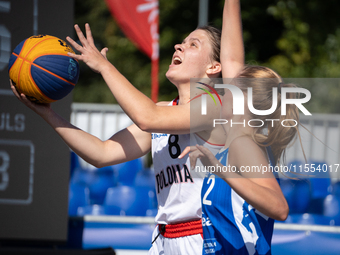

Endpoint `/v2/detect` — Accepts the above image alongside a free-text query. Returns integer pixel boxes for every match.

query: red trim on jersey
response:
[158,219,203,238]
[172,96,179,106]
[195,133,225,146]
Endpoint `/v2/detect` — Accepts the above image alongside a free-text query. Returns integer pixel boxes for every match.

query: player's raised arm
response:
[221,0,244,79]
[66,24,222,135]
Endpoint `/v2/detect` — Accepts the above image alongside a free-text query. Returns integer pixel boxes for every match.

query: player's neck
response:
[176,82,191,105]
[223,121,253,149]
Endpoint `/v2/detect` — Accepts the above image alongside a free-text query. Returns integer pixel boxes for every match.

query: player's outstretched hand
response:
[10,79,51,116]
[179,145,220,170]
[66,23,109,74]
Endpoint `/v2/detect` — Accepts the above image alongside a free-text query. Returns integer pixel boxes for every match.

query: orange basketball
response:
[8,35,79,103]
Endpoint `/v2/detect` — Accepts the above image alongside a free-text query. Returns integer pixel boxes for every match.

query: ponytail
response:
[260,82,299,165]
[236,65,302,165]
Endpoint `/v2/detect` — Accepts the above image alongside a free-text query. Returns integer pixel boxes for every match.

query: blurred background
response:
[73,0,340,113]
[1,0,340,254]
[68,1,340,254]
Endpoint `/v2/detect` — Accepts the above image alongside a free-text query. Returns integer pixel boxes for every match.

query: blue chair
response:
[70,168,94,186]
[104,204,126,216]
[284,213,332,225]
[68,183,90,216]
[104,186,136,215]
[134,168,155,189]
[70,151,89,180]
[77,204,106,216]
[104,185,156,216]
[310,177,331,198]
[114,158,144,185]
[280,178,312,214]
[70,151,79,179]
[146,208,158,217]
[87,165,117,204]
[323,194,340,225]
[70,151,80,173]
[304,161,331,214]
[285,160,305,179]
[134,169,158,212]
[331,181,340,196]
[308,161,331,199]
[307,197,325,214]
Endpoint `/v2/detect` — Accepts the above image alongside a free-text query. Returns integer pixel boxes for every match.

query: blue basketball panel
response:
[33,55,79,84]
[8,39,26,72]
[31,65,75,100]
[8,54,17,73]
[13,39,26,55]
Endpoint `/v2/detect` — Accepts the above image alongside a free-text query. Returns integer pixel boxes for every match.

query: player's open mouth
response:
[173,56,182,65]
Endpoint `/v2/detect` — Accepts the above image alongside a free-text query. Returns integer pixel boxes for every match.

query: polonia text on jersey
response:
[155,163,193,193]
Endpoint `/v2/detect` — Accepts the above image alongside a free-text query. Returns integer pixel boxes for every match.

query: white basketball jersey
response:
[151,99,223,224]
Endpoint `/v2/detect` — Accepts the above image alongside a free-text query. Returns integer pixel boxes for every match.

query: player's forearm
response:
[40,109,110,167]
[220,174,289,221]
[200,155,289,220]
[221,0,244,78]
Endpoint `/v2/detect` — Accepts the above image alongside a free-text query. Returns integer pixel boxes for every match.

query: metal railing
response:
[71,103,340,179]
[71,103,133,141]
[286,114,340,179]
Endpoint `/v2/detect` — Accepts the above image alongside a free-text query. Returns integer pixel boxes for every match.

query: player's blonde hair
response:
[235,65,302,165]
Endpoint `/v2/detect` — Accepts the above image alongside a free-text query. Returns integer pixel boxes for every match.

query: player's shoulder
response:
[229,135,257,151]
[229,136,265,162]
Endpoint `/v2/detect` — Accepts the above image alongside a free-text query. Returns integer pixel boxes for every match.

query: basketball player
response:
[180,3,295,252]
[10,1,244,254]
[185,66,296,254]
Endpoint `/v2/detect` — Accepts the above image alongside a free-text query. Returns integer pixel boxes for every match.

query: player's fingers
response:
[74,24,90,48]
[189,150,202,170]
[101,47,108,59]
[20,93,49,111]
[9,80,28,105]
[19,93,33,105]
[66,36,84,54]
[10,80,20,98]
[10,81,34,107]
[197,145,215,158]
[189,152,196,169]
[196,145,210,155]
[178,146,197,159]
[178,146,190,159]
[196,145,219,166]
[85,23,95,46]
[67,52,83,61]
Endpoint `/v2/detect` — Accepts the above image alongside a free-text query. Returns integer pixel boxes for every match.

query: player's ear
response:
[206,61,222,76]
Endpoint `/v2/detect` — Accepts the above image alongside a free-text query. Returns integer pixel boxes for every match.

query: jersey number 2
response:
[202,175,215,206]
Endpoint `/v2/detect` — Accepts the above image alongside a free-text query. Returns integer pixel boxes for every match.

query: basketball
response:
[8,35,80,103]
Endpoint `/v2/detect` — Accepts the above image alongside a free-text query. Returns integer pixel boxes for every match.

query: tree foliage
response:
[72,0,340,113]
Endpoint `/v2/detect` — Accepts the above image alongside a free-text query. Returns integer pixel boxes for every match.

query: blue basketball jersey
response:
[201,147,276,255]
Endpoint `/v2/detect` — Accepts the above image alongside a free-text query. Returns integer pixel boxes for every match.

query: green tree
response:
[73,0,340,113]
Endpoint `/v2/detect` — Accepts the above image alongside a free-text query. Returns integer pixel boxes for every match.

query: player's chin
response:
[165,70,176,83]
[166,70,188,87]
[165,67,174,78]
